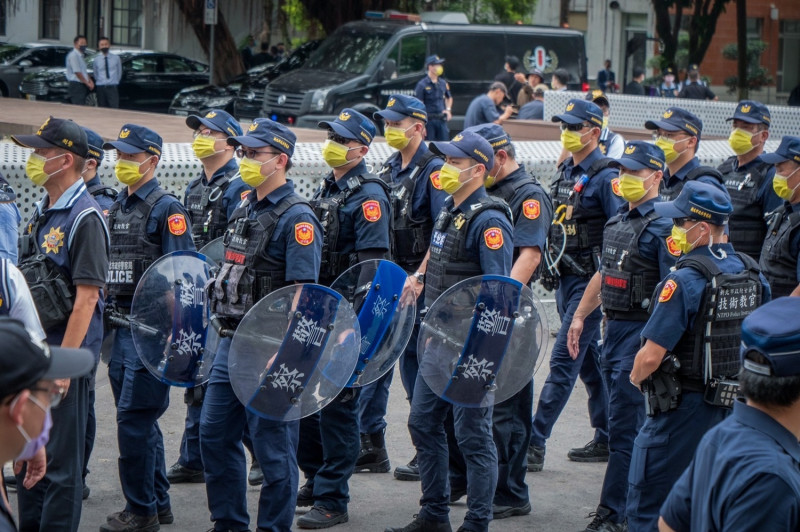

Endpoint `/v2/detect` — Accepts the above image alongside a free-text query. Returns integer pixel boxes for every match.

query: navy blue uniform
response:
[626,243,771,531]
[201,181,321,532]
[415,75,451,141]
[660,399,800,532]
[107,178,195,518]
[662,158,730,200]
[183,158,251,224]
[463,95,501,130]
[531,149,624,452]
[84,175,117,213]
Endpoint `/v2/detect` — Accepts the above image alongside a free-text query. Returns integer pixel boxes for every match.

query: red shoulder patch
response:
[168,214,187,236]
[611,177,622,196]
[295,222,314,246]
[430,171,442,190]
[483,227,504,250]
[240,190,250,201]
[666,236,681,257]
[522,199,540,220]
[658,279,678,303]
[362,200,382,222]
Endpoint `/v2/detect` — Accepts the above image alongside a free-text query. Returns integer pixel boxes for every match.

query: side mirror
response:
[379,59,397,82]
[18,60,33,69]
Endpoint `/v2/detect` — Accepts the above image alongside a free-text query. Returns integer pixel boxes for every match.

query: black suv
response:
[0,43,77,98]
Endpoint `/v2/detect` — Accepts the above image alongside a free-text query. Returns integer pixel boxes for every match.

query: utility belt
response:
[559,252,597,279]
[643,356,739,416]
[18,254,75,331]
[428,113,446,119]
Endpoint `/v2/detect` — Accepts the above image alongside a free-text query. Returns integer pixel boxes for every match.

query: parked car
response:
[0,42,80,97]
[20,50,208,113]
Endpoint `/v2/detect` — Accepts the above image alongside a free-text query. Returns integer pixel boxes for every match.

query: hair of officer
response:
[553,69,569,86]
[74,35,86,44]
[740,352,800,408]
[494,142,516,159]
[71,153,86,173]
[284,157,293,171]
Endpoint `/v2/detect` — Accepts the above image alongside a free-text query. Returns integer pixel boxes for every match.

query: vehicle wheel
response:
[85,92,98,107]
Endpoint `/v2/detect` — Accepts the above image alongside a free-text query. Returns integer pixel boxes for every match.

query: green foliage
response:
[722,40,772,93]
[283,0,324,40]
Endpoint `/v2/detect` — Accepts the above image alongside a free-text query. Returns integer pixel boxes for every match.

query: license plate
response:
[173,110,188,116]
[26,94,36,101]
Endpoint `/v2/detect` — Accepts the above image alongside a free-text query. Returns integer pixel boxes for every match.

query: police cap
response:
[228,118,296,157]
[654,180,732,225]
[103,124,163,157]
[318,108,376,146]
[11,116,89,159]
[741,297,800,378]
[429,130,494,169]
[186,109,243,137]
[645,107,703,138]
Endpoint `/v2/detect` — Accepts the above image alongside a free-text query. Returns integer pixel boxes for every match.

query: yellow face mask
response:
[670,221,701,254]
[192,134,223,159]
[439,162,477,195]
[239,154,278,187]
[560,129,588,153]
[772,166,800,201]
[655,136,688,164]
[434,65,444,76]
[618,172,655,202]
[727,128,758,156]
[321,139,358,168]
[115,157,152,186]
[26,153,65,187]
[384,125,414,150]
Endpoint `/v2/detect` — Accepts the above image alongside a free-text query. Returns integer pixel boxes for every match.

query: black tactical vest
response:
[86,181,118,204]
[600,211,663,321]
[185,168,240,248]
[379,151,439,272]
[549,157,613,277]
[425,196,512,308]
[760,206,800,298]
[311,174,392,285]
[667,253,762,391]
[659,166,725,202]
[105,189,169,299]
[719,156,773,260]
[210,194,308,320]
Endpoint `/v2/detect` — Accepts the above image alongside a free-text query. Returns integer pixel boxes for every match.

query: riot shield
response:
[418,275,547,408]
[131,250,217,387]
[198,236,225,266]
[228,284,360,421]
[331,259,415,387]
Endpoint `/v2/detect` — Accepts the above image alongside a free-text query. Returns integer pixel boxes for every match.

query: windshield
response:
[0,45,28,64]
[304,29,391,74]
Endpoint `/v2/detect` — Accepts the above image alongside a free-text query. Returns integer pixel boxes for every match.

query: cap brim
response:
[611,157,649,171]
[103,140,144,154]
[760,152,789,164]
[726,116,764,124]
[186,115,224,132]
[317,121,361,143]
[227,135,267,148]
[551,113,584,125]
[42,346,95,380]
[10,134,57,150]
[645,119,682,131]
[374,109,408,122]
[429,141,471,160]
[653,200,688,219]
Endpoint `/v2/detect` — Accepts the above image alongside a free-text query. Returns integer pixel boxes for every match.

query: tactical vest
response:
[660,85,679,98]
[211,194,308,320]
[660,166,725,202]
[760,206,800,298]
[598,130,619,157]
[185,169,239,248]
[0,174,16,202]
[86,180,118,204]
[600,211,663,321]
[549,157,613,277]
[667,253,762,391]
[0,259,11,317]
[311,174,392,285]
[105,189,169,299]
[425,196,511,308]
[719,156,772,260]
[380,151,439,271]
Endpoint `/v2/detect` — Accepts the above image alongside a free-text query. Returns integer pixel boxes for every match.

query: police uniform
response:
[415,55,451,142]
[0,173,21,263]
[585,90,625,159]
[531,100,624,466]
[758,136,800,298]
[591,142,679,528]
[82,127,117,214]
[626,181,770,531]
[102,125,194,527]
[297,109,391,527]
[719,101,780,261]
[200,120,322,532]
[395,131,513,532]
[660,297,800,532]
[12,118,109,532]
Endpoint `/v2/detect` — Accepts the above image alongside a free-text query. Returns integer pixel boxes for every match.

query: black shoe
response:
[101,511,160,532]
[527,445,545,472]
[354,432,391,473]
[166,462,204,484]
[583,506,624,532]
[157,508,173,525]
[3,474,15,491]
[449,487,467,504]
[207,529,251,532]
[248,460,264,486]
[393,454,419,481]
[83,483,90,500]
[492,501,532,519]
[384,515,452,532]
[296,506,349,529]
[296,483,314,507]
[568,440,609,463]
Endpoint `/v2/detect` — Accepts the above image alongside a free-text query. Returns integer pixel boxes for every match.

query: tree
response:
[722,40,772,95]
[651,0,732,69]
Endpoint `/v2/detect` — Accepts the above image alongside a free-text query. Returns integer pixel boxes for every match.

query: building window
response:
[0,0,6,36]
[746,17,763,40]
[112,0,142,47]
[40,0,60,40]
[778,20,800,92]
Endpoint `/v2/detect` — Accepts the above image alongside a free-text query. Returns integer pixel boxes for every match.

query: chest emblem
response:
[522,199,540,220]
[295,222,315,246]
[430,171,442,190]
[41,227,65,254]
[483,227,504,250]
[611,177,622,196]
[658,279,678,303]
[362,200,382,222]
[168,214,188,236]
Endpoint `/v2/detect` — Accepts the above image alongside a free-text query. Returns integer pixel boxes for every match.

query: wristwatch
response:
[412,271,425,284]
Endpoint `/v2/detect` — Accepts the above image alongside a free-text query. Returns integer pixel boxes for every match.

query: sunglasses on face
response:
[560,122,592,132]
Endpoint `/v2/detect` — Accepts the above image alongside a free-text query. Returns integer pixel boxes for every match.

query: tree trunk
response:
[736,0,748,100]
[173,0,244,85]
[652,0,678,67]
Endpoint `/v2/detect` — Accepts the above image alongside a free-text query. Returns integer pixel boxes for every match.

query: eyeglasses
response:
[192,128,217,138]
[560,122,592,132]
[672,217,700,227]
[327,132,353,145]
[236,148,280,159]
[29,384,66,408]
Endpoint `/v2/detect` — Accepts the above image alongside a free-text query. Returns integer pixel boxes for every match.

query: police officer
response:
[720,100,780,261]
[102,124,194,531]
[415,55,452,141]
[468,123,551,520]
[628,181,770,531]
[646,107,727,201]
[659,297,800,532]
[386,130,514,532]
[11,117,109,532]
[759,136,800,298]
[297,108,392,528]
[167,109,251,486]
[200,119,322,532]
[567,142,678,532]
[657,67,680,98]
[0,172,20,262]
[357,95,447,478]
[586,90,625,159]
[81,126,118,215]
[529,99,624,472]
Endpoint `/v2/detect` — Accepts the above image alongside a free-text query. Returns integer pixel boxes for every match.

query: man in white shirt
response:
[93,37,122,108]
[65,35,94,105]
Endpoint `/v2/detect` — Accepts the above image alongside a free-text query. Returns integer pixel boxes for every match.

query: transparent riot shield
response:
[198,236,225,266]
[228,284,360,421]
[418,275,547,408]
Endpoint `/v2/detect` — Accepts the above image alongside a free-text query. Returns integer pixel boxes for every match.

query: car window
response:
[0,45,28,64]
[163,56,193,73]
[304,27,392,74]
[435,32,501,82]
[52,48,69,66]
[23,49,51,67]
[397,34,426,76]
[127,56,158,73]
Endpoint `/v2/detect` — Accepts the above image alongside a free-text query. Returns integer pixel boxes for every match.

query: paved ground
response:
[6,330,608,532]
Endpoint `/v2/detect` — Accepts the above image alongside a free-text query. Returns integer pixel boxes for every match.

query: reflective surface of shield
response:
[198,236,225,266]
[331,260,415,387]
[418,275,547,408]
[131,251,217,387]
[228,284,360,421]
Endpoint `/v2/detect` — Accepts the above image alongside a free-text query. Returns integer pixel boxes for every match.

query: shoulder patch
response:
[611,177,622,196]
[430,170,442,190]
[362,200,382,222]
[522,199,540,220]
[483,227,504,250]
[666,236,681,257]
[295,222,314,246]
[168,213,187,236]
[658,279,678,303]
[240,190,250,201]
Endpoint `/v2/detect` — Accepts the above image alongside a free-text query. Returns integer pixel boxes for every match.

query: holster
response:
[643,355,682,417]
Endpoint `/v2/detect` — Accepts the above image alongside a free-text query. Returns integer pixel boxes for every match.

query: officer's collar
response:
[733,153,765,171]
[621,197,657,219]
[203,158,238,185]
[453,187,488,213]
[253,180,294,209]
[685,241,734,259]
[733,400,800,463]
[670,156,700,181]
[331,160,368,191]
[572,148,604,172]
[499,164,527,184]
[118,177,160,204]
[84,175,104,189]
[39,178,87,213]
